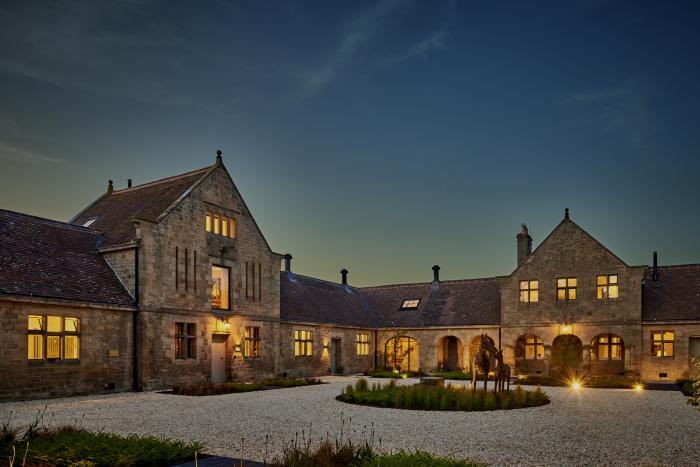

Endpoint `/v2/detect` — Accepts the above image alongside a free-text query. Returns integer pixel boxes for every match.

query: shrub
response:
[429,371,473,381]
[171,377,321,395]
[339,379,549,411]
[682,358,700,410]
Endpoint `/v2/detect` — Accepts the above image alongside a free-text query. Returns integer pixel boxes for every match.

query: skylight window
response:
[400,299,420,310]
[83,218,97,228]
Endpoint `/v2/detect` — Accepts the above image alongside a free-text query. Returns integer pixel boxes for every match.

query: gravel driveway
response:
[1,376,698,466]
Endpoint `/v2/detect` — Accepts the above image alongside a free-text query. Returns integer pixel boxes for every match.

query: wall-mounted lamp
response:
[322,338,329,349]
[234,343,242,353]
[223,320,231,331]
[559,323,573,335]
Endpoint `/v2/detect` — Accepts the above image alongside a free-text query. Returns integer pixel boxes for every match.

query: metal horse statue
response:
[495,349,511,392]
[470,334,497,392]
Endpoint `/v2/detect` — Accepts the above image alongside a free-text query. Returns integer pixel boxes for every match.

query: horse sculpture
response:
[495,349,511,392]
[470,334,497,392]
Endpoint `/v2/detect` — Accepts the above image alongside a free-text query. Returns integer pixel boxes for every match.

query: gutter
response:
[133,245,140,392]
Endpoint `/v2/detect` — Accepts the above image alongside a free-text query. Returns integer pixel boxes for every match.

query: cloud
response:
[0,142,66,166]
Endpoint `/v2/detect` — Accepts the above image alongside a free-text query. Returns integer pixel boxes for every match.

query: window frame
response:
[651,331,674,358]
[524,335,544,360]
[356,333,370,356]
[175,322,197,360]
[596,274,619,300]
[27,315,80,362]
[556,277,577,301]
[519,280,539,303]
[294,330,313,357]
[244,326,261,358]
[596,334,622,360]
[211,265,231,310]
[399,299,421,310]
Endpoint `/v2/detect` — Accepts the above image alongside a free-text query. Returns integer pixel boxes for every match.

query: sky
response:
[1,0,699,286]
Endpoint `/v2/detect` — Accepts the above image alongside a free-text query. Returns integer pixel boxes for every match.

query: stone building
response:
[1,154,698,400]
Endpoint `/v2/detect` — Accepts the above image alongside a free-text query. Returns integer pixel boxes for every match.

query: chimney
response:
[216,150,223,165]
[107,180,114,193]
[432,265,440,282]
[340,269,348,285]
[517,223,533,266]
[284,253,292,272]
[564,208,570,219]
[652,251,659,281]
[127,179,133,188]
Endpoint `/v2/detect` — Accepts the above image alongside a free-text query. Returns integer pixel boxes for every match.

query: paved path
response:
[1,377,698,466]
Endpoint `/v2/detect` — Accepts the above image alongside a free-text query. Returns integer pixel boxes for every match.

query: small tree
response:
[688,358,700,411]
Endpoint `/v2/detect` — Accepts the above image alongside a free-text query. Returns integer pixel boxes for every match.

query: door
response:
[331,338,341,375]
[690,337,700,378]
[211,334,227,383]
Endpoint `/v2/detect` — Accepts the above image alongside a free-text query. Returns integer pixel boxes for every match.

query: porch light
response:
[559,323,573,335]
[323,338,329,349]
[223,320,231,331]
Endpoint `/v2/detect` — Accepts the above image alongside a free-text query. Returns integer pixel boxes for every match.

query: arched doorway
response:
[468,335,496,373]
[514,335,546,374]
[385,336,419,372]
[590,334,625,376]
[551,334,583,376]
[438,336,463,372]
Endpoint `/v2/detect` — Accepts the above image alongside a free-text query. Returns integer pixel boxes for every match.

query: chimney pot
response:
[432,265,440,282]
[107,180,114,193]
[564,208,570,219]
[216,150,223,165]
[127,179,132,188]
[652,251,659,281]
[284,253,292,272]
[340,269,348,285]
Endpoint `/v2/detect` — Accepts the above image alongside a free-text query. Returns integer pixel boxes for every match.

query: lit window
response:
[27,315,80,361]
[651,331,674,357]
[175,323,196,359]
[244,326,261,358]
[519,280,539,302]
[229,218,236,238]
[83,218,97,228]
[222,217,228,237]
[597,274,618,299]
[596,334,622,360]
[400,299,420,310]
[524,335,544,359]
[205,212,212,232]
[294,330,313,357]
[214,215,220,234]
[557,277,577,301]
[211,266,230,309]
[356,333,370,356]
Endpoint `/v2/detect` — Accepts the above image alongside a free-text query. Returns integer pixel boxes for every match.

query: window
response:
[205,212,212,232]
[524,335,544,359]
[214,214,220,234]
[206,211,236,238]
[212,265,230,309]
[557,277,577,301]
[229,218,236,238]
[222,217,228,237]
[83,218,97,228]
[27,315,80,361]
[597,274,619,299]
[519,280,539,303]
[175,323,197,359]
[400,299,420,310]
[356,333,370,356]
[596,334,622,360]
[244,326,261,357]
[651,331,674,357]
[294,330,313,357]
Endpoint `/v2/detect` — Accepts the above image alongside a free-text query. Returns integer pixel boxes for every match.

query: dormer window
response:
[83,218,97,228]
[400,299,420,310]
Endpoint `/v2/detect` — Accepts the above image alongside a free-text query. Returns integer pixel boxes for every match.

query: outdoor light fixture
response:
[634,383,644,393]
[559,323,573,335]
[223,320,231,331]
[323,338,329,349]
[570,380,582,391]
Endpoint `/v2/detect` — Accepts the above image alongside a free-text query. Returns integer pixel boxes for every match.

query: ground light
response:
[570,379,582,392]
[634,383,644,393]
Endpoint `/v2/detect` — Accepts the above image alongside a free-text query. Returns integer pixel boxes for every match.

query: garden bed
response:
[170,377,323,396]
[338,378,549,411]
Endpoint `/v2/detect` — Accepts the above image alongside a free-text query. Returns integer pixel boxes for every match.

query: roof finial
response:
[564,208,569,219]
[216,150,222,165]
[107,180,114,193]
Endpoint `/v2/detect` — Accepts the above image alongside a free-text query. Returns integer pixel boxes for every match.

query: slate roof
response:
[71,165,214,246]
[280,272,501,328]
[0,209,135,306]
[643,265,700,321]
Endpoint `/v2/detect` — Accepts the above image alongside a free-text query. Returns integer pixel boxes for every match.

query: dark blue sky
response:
[1,0,699,286]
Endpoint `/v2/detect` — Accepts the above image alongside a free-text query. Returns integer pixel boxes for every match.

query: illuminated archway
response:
[385,336,420,372]
[437,336,463,372]
[551,334,583,376]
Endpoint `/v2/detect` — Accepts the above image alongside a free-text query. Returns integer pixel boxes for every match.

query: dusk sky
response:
[1,0,699,286]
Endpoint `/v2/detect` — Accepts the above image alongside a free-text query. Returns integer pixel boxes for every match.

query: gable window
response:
[175,323,196,359]
[596,274,619,299]
[244,326,261,358]
[211,265,230,310]
[556,277,577,301]
[294,330,313,357]
[356,333,370,356]
[206,212,212,232]
[400,299,420,310]
[27,315,80,361]
[651,331,674,357]
[519,280,539,302]
[524,335,544,359]
[596,334,622,360]
[222,217,228,237]
[206,211,236,238]
[214,215,220,234]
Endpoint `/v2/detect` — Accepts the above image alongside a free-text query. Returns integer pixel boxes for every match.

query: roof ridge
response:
[282,271,359,290]
[0,208,98,234]
[110,164,215,194]
[647,263,700,270]
[360,277,497,290]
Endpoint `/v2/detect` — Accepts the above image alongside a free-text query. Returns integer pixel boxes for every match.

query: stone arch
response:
[514,334,546,374]
[437,336,463,372]
[384,336,420,372]
[590,334,625,376]
[551,334,583,377]
[468,335,496,373]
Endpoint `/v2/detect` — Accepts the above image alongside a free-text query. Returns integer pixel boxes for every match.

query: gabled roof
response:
[280,272,500,328]
[643,264,700,321]
[71,165,215,246]
[0,209,135,306]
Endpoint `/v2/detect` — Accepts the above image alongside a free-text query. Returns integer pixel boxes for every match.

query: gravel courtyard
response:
[1,376,698,466]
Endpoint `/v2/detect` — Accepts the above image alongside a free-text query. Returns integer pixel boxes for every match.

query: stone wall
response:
[103,248,136,298]
[0,298,133,401]
[640,322,700,381]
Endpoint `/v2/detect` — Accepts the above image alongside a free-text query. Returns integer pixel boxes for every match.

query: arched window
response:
[595,334,622,360]
[524,335,544,360]
[385,336,419,372]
